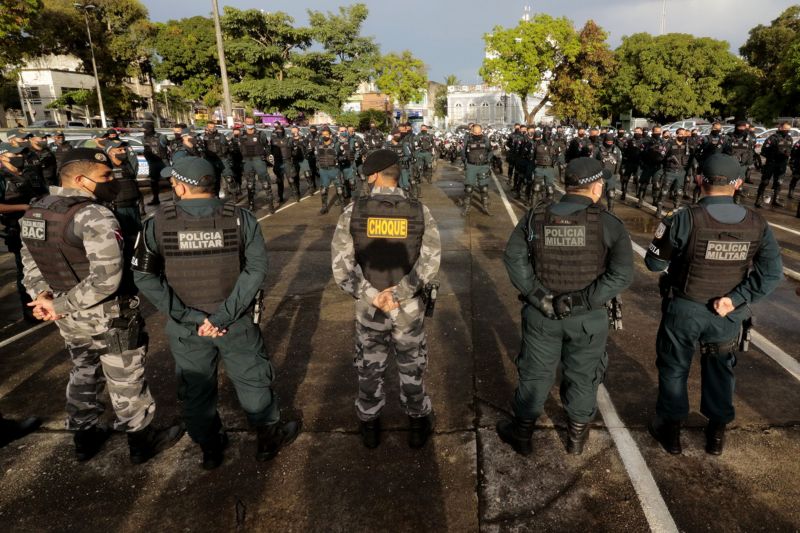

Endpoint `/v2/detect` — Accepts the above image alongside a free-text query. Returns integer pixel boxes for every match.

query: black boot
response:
[74,426,110,462]
[566,419,590,455]
[256,420,301,461]
[201,431,229,470]
[408,415,433,449]
[772,195,785,208]
[648,417,681,455]
[360,418,381,449]
[705,421,726,455]
[481,194,491,216]
[127,423,185,465]
[754,193,764,208]
[496,417,536,456]
[319,191,329,215]
[0,415,41,448]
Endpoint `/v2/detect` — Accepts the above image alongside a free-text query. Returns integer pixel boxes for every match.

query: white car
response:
[754,128,800,153]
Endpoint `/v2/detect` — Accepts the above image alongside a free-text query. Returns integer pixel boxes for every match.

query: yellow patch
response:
[367,217,408,239]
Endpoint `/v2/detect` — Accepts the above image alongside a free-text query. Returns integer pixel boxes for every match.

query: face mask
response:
[652,132,660,138]
[84,177,120,202]
[323,135,331,142]
[736,129,746,136]
[634,133,642,139]
[275,129,285,137]
[779,130,790,137]
[589,135,598,142]
[393,135,401,142]
[711,130,721,136]
[604,143,614,148]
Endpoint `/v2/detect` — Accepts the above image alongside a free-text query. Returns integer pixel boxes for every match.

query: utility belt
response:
[535,163,555,168]
[114,199,139,209]
[699,338,738,357]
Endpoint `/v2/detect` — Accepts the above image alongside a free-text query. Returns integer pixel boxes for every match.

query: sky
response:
[140,0,797,83]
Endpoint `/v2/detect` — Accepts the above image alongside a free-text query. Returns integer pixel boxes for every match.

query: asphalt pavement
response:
[0,162,798,532]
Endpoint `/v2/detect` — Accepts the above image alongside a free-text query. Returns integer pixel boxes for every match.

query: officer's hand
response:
[553,293,573,319]
[713,297,735,317]
[532,292,555,320]
[198,318,227,337]
[28,292,61,321]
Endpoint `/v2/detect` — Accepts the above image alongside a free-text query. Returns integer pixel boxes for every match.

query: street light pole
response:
[211,0,234,127]
[74,3,107,128]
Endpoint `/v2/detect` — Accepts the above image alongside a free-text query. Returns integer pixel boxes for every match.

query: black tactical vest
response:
[528,203,607,293]
[203,132,226,156]
[728,135,753,165]
[599,146,619,171]
[154,201,242,314]
[466,137,489,165]
[671,206,765,304]
[272,135,292,161]
[366,130,384,151]
[416,134,434,152]
[316,141,337,168]
[385,142,407,165]
[20,196,95,292]
[772,135,793,158]
[240,134,266,158]
[112,162,140,209]
[664,141,690,171]
[534,142,554,166]
[349,194,424,292]
[1,169,35,204]
[143,134,167,160]
[338,138,354,165]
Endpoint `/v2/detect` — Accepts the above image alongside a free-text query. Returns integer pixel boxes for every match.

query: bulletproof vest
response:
[703,135,724,158]
[154,201,242,314]
[112,163,140,209]
[671,206,764,304]
[349,194,424,291]
[291,137,305,160]
[1,169,35,204]
[466,136,489,165]
[385,142,408,166]
[272,135,292,161]
[642,139,665,165]
[23,152,47,193]
[529,203,607,293]
[203,132,226,156]
[337,138,355,165]
[512,134,526,153]
[599,146,619,170]
[416,134,434,152]
[20,195,95,292]
[728,135,753,165]
[240,134,266,158]
[143,134,167,160]
[316,140,337,168]
[664,141,690,171]
[772,135,793,158]
[624,138,643,160]
[35,149,57,182]
[534,141,554,166]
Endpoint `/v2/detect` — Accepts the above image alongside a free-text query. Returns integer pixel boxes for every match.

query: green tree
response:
[480,14,580,123]
[606,33,739,123]
[434,74,459,118]
[740,6,800,123]
[374,51,428,120]
[0,0,42,65]
[549,20,615,125]
[153,16,220,102]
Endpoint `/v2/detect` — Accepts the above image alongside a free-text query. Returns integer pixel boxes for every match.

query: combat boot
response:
[772,195,785,208]
[566,419,590,455]
[754,193,764,208]
[408,415,433,449]
[319,191,329,215]
[74,426,111,462]
[648,417,681,455]
[201,431,229,470]
[496,417,536,456]
[360,418,381,449]
[256,420,301,461]
[705,421,726,455]
[0,415,41,448]
[461,197,471,216]
[292,184,301,202]
[481,194,492,216]
[127,422,185,465]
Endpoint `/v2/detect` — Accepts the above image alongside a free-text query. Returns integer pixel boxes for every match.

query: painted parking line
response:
[0,322,50,350]
[490,173,680,533]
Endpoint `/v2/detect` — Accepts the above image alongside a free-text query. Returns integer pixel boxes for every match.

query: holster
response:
[699,338,738,358]
[104,297,144,353]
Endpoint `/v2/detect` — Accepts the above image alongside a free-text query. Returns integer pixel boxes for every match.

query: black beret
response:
[362,149,399,176]
[564,157,604,187]
[701,154,741,185]
[61,148,112,169]
[602,133,615,142]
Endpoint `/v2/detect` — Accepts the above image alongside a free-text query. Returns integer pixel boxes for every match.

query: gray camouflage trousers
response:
[353,298,432,421]
[55,302,155,432]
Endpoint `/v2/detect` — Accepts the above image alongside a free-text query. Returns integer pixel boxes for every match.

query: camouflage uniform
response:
[331,186,441,421]
[21,186,155,432]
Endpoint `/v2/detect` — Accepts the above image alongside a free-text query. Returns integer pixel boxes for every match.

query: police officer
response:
[331,149,441,449]
[19,148,182,463]
[461,123,493,216]
[788,137,800,200]
[104,140,142,241]
[385,128,413,193]
[0,143,37,321]
[530,129,558,205]
[142,122,168,206]
[644,154,783,455]
[316,126,343,214]
[199,122,232,192]
[240,118,275,213]
[620,127,644,201]
[52,130,73,170]
[756,121,793,208]
[506,123,522,184]
[693,122,726,204]
[270,124,296,202]
[657,128,693,217]
[725,121,757,205]
[414,124,435,185]
[637,126,667,207]
[306,125,320,183]
[597,133,622,212]
[512,125,529,190]
[290,126,314,195]
[364,121,386,157]
[498,157,633,456]
[227,126,244,199]
[347,125,367,184]
[133,155,300,469]
[336,126,358,201]
[566,127,591,163]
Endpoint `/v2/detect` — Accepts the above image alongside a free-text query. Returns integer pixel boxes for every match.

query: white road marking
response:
[0,322,49,349]
[256,190,320,222]
[490,172,680,533]
[770,222,800,238]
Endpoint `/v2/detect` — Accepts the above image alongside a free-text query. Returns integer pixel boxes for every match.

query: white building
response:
[446,84,552,129]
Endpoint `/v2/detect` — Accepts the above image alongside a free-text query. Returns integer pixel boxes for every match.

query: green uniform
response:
[504,195,634,422]
[645,197,783,424]
[134,198,279,446]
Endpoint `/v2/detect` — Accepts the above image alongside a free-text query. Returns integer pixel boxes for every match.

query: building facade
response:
[446,84,553,129]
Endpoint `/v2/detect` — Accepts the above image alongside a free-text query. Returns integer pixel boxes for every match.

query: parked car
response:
[754,128,800,153]
[28,120,61,128]
[65,121,89,128]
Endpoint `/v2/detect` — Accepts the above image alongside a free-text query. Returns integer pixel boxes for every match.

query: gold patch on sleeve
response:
[367,217,408,239]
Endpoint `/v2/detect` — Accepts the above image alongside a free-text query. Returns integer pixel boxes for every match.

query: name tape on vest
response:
[705,241,750,261]
[177,230,224,250]
[367,217,408,239]
[20,218,46,241]
[544,225,586,247]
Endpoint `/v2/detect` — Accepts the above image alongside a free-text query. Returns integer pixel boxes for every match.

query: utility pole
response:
[211,0,234,127]
[660,0,667,35]
[74,3,107,128]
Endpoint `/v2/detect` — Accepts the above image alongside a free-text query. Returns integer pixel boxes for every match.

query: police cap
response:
[564,157,604,187]
[60,148,112,169]
[0,142,26,155]
[701,153,741,185]
[7,128,33,140]
[161,155,215,187]
[362,149,399,176]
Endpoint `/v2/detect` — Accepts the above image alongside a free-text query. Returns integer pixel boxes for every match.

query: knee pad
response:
[480,185,489,194]
[546,185,554,195]
[465,185,474,195]
[533,182,542,192]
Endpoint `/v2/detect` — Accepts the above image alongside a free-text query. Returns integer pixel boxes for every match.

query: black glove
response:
[553,293,573,319]
[523,289,555,319]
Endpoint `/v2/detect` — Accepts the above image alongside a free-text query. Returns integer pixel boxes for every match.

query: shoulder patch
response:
[654,221,667,239]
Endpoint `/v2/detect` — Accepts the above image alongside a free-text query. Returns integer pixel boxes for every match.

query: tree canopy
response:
[374,51,428,115]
